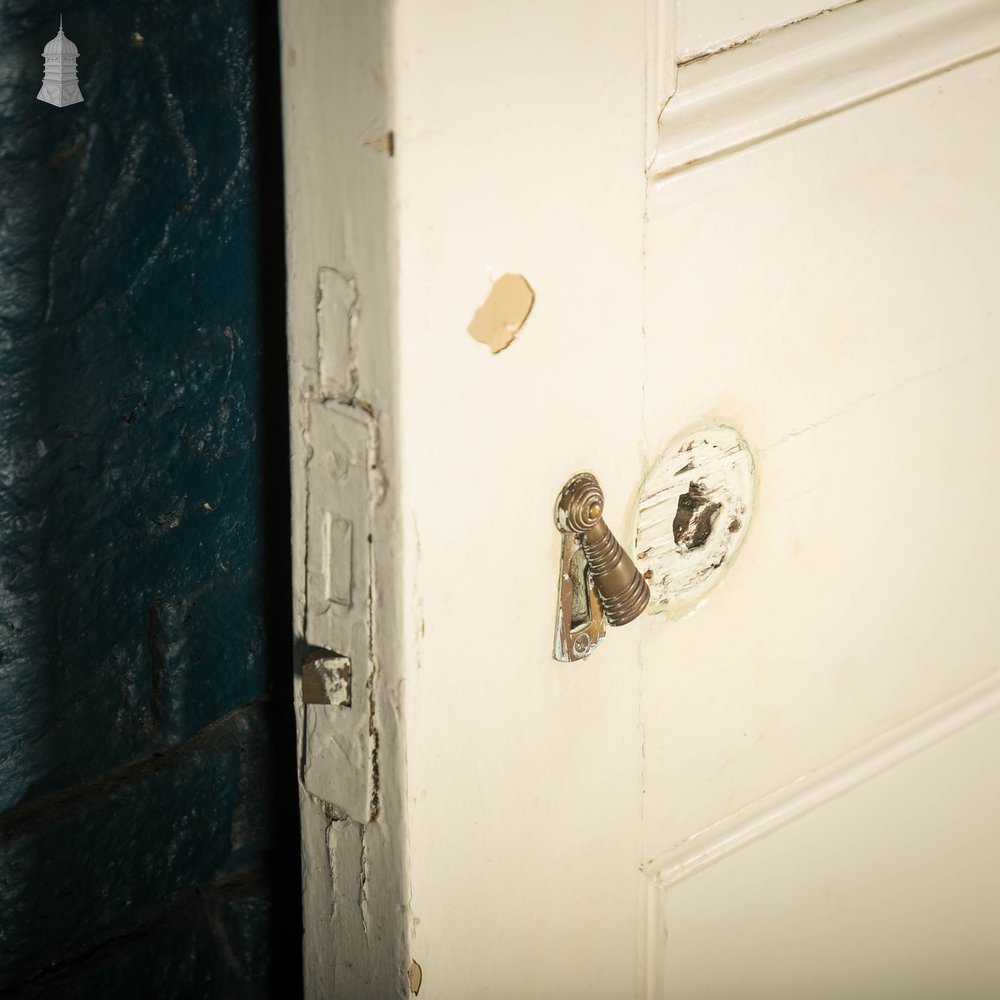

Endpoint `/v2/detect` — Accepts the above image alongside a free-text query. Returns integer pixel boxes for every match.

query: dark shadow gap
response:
[251,0,303,994]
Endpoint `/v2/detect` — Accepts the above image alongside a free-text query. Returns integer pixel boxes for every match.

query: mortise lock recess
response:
[553,472,650,662]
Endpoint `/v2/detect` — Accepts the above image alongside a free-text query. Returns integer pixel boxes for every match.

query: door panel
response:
[643,49,1000,849]
[642,19,1000,997]
[650,685,1000,998]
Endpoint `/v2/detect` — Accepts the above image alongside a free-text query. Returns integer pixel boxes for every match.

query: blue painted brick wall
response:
[0,708,273,992]
[0,0,298,993]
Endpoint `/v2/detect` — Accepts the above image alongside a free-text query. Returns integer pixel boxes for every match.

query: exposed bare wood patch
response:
[467,273,535,354]
[408,959,423,994]
[672,482,723,550]
[301,650,352,707]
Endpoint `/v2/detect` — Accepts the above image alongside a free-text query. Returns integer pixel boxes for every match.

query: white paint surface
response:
[642,44,1000,855]
[281,0,1000,995]
[394,2,647,994]
[648,679,1000,998]
[675,0,857,60]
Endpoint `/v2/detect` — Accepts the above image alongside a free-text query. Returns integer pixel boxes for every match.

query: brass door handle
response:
[553,473,650,661]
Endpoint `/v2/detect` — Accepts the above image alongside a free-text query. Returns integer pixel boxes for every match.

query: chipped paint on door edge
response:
[281,2,411,996]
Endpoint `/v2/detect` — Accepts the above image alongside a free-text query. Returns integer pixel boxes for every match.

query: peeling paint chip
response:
[467,273,534,354]
[408,959,423,995]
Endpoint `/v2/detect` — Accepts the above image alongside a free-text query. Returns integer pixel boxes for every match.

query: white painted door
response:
[280,1,1000,996]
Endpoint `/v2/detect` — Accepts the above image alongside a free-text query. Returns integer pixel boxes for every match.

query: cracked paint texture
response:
[0,0,289,993]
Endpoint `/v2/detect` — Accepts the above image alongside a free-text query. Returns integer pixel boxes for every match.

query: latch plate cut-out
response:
[302,401,373,820]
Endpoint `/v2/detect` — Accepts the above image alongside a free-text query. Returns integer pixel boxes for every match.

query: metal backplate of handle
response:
[553,472,650,662]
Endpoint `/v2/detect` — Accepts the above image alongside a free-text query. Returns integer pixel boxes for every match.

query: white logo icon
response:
[37,16,83,108]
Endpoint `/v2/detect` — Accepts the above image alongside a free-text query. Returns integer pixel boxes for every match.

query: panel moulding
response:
[641,668,1000,996]
[643,668,1000,891]
[650,0,1000,178]
[645,0,678,168]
